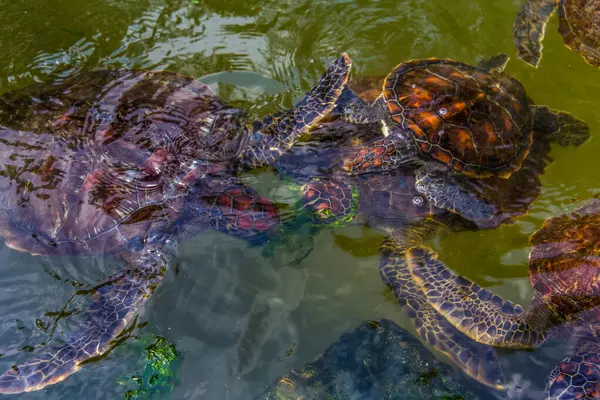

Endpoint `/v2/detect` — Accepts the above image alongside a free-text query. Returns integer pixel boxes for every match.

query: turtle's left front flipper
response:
[240,54,352,168]
[0,247,167,394]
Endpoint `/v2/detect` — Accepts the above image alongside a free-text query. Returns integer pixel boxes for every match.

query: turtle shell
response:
[558,0,600,67]
[528,198,600,311]
[382,58,534,178]
[0,70,249,256]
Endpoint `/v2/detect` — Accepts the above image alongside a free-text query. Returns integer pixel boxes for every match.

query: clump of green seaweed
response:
[119,336,179,400]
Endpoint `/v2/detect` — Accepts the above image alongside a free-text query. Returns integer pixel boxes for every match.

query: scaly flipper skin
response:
[379,241,505,389]
[0,247,166,394]
[532,105,590,147]
[240,54,352,168]
[513,0,559,67]
[414,166,497,224]
[476,53,510,72]
[405,247,551,349]
[340,94,389,125]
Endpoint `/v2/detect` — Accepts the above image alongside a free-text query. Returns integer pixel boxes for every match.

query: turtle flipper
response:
[513,0,559,67]
[0,248,166,394]
[532,105,590,147]
[415,165,497,226]
[240,54,352,168]
[405,246,549,349]
[379,241,505,389]
[341,95,388,124]
[476,53,510,73]
[344,133,419,175]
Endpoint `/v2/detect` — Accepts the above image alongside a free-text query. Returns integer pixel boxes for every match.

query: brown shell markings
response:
[529,199,600,309]
[382,58,533,179]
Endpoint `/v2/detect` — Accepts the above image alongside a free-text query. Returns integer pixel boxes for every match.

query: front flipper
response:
[341,94,388,124]
[379,241,505,389]
[532,105,590,147]
[405,246,549,349]
[512,0,558,67]
[344,133,419,175]
[0,248,166,394]
[415,165,497,226]
[241,54,352,168]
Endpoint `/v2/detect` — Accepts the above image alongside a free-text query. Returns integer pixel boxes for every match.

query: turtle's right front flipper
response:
[405,246,551,349]
[513,0,559,67]
[0,247,166,394]
[379,241,505,389]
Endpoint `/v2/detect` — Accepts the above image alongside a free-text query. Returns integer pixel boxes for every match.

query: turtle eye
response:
[317,208,334,219]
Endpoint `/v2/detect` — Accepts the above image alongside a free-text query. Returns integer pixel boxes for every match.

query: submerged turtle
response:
[399,198,600,399]
[258,319,477,399]
[341,54,589,223]
[514,0,600,67]
[0,54,352,393]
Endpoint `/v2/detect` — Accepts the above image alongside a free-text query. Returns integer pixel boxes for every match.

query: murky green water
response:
[0,0,599,398]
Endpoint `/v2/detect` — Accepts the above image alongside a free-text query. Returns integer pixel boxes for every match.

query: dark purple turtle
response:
[0,54,352,393]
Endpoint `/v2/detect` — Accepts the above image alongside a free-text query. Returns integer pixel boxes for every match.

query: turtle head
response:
[301,179,358,227]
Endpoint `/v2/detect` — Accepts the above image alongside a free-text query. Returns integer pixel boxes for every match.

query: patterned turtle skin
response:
[0,54,352,394]
[399,198,600,399]
[514,0,600,67]
[341,55,589,223]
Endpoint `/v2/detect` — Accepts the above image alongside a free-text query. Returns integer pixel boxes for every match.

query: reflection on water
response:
[0,0,599,398]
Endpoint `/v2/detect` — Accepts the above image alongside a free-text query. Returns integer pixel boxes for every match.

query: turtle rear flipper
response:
[240,54,352,168]
[405,246,550,349]
[532,105,590,147]
[513,0,558,67]
[379,241,505,389]
[0,249,166,394]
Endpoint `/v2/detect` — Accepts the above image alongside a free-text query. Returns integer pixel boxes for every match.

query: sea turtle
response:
[271,61,589,389]
[513,0,600,67]
[0,54,352,394]
[340,54,589,223]
[258,319,478,399]
[396,198,600,399]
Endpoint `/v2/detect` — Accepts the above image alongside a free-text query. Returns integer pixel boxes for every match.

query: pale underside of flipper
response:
[378,241,505,389]
[513,0,559,67]
[405,246,550,349]
[0,248,166,394]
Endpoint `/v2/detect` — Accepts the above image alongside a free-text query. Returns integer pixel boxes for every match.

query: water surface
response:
[0,0,599,398]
